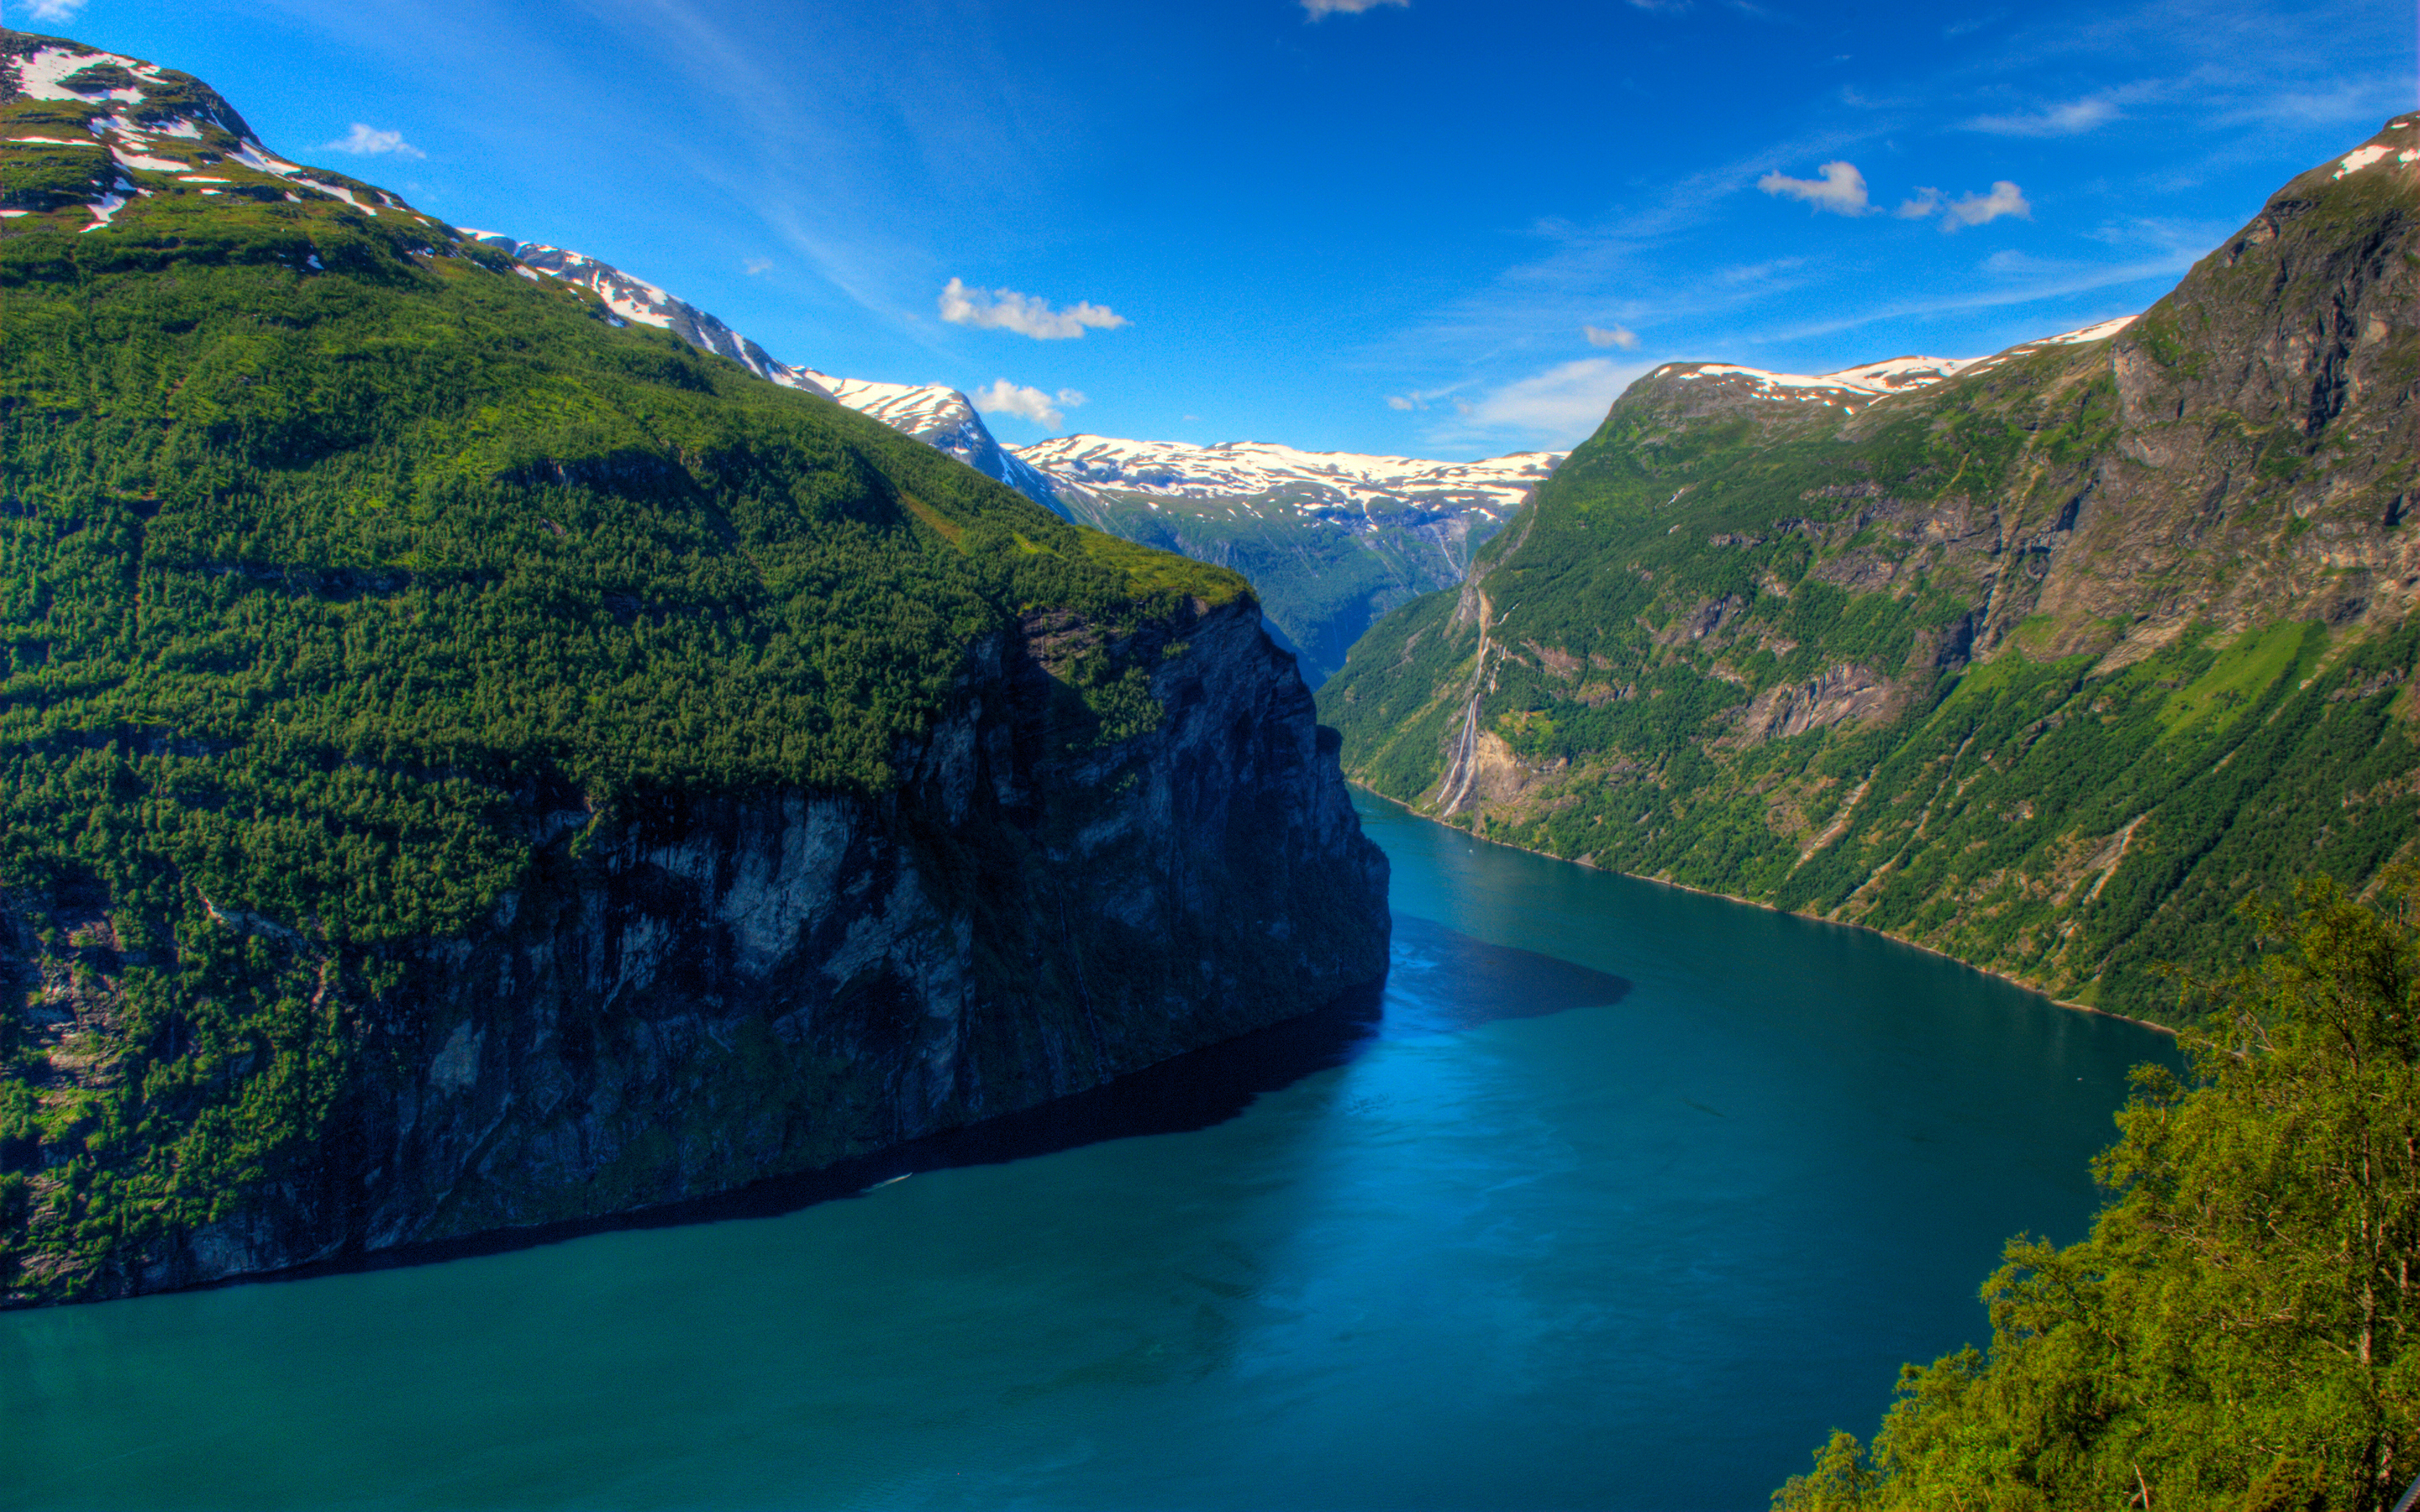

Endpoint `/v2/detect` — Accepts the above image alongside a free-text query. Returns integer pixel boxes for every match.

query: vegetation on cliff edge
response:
[1777,879,2420,1510]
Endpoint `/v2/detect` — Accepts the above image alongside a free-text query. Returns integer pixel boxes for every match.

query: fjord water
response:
[0,793,2170,1512]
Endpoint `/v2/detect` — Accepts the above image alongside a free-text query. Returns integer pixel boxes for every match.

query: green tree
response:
[1778,877,2420,1510]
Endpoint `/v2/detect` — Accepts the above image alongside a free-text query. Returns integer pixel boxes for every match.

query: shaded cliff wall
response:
[43,598,1386,1299]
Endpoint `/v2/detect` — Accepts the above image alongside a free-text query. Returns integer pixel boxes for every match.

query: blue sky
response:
[24,0,2415,459]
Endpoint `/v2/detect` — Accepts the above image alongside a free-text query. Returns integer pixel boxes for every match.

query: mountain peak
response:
[1,30,435,235]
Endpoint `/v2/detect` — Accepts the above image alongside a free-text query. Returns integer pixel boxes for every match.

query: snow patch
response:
[8,136,100,147]
[2335,144,2395,179]
[297,179,380,216]
[113,148,192,173]
[1816,355,1980,391]
[229,142,308,180]
[12,46,150,102]
[2037,315,2139,345]
[81,179,134,233]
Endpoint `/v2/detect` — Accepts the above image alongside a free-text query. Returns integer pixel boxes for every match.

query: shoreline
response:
[1349,784,2182,1040]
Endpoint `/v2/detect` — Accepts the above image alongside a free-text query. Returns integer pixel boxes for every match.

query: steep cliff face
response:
[1323,115,2420,1022]
[36,597,1381,1297]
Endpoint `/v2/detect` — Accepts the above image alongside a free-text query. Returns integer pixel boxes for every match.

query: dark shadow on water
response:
[1383,913,1631,1037]
[227,915,1628,1294]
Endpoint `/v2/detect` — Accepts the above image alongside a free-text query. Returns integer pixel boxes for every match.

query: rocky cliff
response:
[21,596,1383,1299]
[1323,115,2420,1023]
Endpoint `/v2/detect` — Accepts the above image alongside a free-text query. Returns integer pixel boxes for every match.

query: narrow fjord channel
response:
[0,792,2172,1512]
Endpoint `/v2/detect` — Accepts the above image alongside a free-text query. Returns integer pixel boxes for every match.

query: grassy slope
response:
[0,60,1246,1295]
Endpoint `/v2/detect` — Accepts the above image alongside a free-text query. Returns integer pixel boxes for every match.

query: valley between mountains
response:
[1,13,2415,1306]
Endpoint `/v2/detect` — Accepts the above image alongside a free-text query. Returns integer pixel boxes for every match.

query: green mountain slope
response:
[0,32,1388,1304]
[1322,115,2420,1025]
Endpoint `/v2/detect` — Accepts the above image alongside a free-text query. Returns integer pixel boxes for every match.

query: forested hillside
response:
[0,31,1392,1305]
[1322,113,2420,1025]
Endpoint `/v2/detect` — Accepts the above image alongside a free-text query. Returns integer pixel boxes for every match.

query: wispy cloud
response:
[972,380,1086,428]
[22,0,86,21]
[743,257,773,276]
[1430,358,1655,447]
[1584,324,1639,349]
[1765,255,2186,344]
[1962,97,2123,135]
[326,123,426,159]
[940,278,1128,339]
[1302,0,1407,17]
[2213,75,2411,128]
[1758,161,1872,215]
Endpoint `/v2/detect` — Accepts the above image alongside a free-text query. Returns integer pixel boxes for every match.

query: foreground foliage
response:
[1777,879,2420,1510]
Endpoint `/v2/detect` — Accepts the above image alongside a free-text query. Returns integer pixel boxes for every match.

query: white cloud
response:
[743,257,773,276]
[22,0,87,20]
[1584,324,1639,349]
[939,277,1127,339]
[1891,181,2029,231]
[1894,187,1943,219]
[326,123,426,159]
[972,380,1086,429]
[1757,161,1871,216]
[1441,358,1653,445]
[1302,0,1407,14]
[1940,181,2030,230]
[1963,97,2122,136]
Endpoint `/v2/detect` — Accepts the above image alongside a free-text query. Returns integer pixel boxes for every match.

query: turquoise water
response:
[0,792,2174,1511]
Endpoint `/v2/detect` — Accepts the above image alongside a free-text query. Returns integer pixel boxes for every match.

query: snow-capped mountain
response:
[1,35,426,231]
[1663,328,2135,413]
[1668,354,1978,411]
[1010,437,1560,522]
[788,370,1073,510]
[460,232,835,400]
[1004,440,1561,682]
